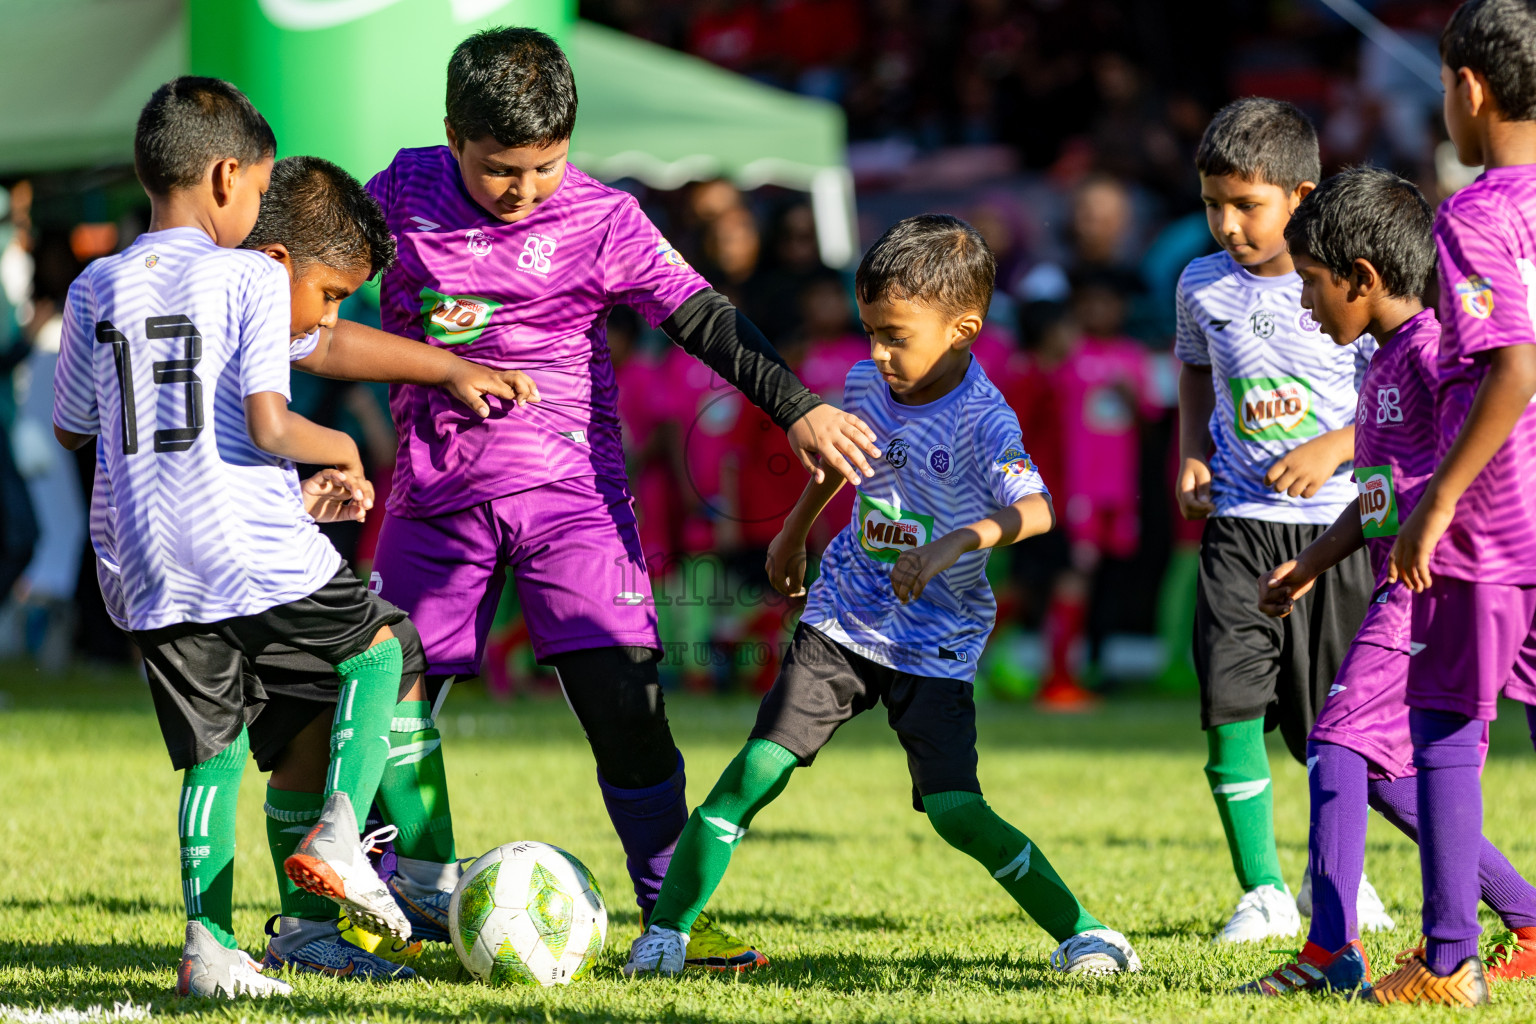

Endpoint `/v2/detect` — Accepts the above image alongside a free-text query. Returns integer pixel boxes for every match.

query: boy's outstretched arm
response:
[303,320,539,417]
[244,391,374,511]
[1177,363,1217,518]
[1390,344,1536,591]
[661,288,882,487]
[892,494,1055,604]
[765,472,847,598]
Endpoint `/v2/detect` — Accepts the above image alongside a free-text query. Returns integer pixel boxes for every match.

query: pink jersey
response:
[367,147,710,518]
[1052,335,1151,506]
[1431,166,1536,585]
[1352,308,1441,594]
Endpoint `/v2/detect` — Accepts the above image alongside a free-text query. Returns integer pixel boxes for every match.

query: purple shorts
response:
[1407,576,1536,720]
[1311,586,1415,781]
[373,475,659,675]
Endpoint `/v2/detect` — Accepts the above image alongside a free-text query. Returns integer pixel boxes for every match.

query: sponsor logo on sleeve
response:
[1455,275,1495,320]
[857,492,934,563]
[994,444,1035,477]
[1228,376,1319,440]
[144,253,159,269]
[420,287,503,344]
[1355,464,1399,538]
[656,239,690,268]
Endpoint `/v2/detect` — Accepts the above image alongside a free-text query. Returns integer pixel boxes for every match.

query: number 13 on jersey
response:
[94,315,204,455]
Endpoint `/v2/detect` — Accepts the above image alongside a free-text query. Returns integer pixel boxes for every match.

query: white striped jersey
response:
[53,227,341,631]
[1174,250,1374,523]
[802,358,1048,681]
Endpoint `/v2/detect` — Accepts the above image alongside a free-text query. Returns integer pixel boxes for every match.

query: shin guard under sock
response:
[327,638,402,816]
[180,730,248,949]
[924,790,1101,942]
[1410,708,1485,975]
[1205,719,1285,892]
[649,740,797,933]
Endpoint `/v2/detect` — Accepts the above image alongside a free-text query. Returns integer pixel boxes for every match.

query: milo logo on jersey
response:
[1355,464,1399,538]
[858,493,934,563]
[420,287,503,345]
[1228,375,1319,441]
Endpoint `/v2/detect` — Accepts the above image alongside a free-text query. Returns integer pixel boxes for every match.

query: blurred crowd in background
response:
[0,0,1477,704]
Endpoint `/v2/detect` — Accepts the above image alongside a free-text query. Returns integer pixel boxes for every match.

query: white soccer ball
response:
[448,841,607,986]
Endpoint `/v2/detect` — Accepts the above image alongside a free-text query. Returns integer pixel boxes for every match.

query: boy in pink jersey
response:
[1371,0,1536,1005]
[349,27,879,968]
[1248,168,1536,997]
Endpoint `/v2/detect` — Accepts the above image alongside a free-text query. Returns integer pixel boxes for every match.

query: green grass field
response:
[6,665,1536,1023]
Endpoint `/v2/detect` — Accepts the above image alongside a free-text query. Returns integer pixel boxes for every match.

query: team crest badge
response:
[656,239,689,268]
[465,229,493,257]
[144,253,159,269]
[995,444,1035,477]
[1249,310,1275,339]
[1455,276,1494,319]
[927,444,953,478]
[884,437,910,468]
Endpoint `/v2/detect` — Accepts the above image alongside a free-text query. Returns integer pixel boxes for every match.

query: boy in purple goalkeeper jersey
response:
[1246,168,1536,997]
[1368,0,1536,1006]
[347,27,879,969]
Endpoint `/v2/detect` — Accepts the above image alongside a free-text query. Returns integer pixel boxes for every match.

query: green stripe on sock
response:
[1205,718,1285,891]
[376,699,456,863]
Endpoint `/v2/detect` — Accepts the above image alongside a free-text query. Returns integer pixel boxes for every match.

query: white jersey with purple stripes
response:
[53,227,340,632]
[1175,250,1374,523]
[802,357,1048,681]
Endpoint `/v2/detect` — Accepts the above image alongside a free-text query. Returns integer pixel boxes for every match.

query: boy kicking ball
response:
[53,78,413,997]
[624,215,1141,979]
[1246,167,1536,996]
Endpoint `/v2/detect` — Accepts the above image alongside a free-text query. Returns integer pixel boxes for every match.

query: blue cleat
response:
[1236,939,1370,995]
[385,873,452,944]
[261,915,418,981]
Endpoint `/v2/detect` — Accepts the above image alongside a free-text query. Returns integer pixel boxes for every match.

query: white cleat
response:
[283,791,411,942]
[1049,928,1143,976]
[623,925,689,977]
[176,921,292,999]
[1214,884,1301,944]
[1296,872,1394,931]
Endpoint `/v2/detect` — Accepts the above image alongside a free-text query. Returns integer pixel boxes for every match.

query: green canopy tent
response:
[0,0,855,264]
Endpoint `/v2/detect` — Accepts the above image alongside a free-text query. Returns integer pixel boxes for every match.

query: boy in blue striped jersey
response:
[1175,98,1380,943]
[624,215,1142,979]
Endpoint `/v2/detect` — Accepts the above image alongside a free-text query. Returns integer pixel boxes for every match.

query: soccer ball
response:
[448,841,607,986]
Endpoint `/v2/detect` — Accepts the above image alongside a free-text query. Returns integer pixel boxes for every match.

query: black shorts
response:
[1195,516,1372,762]
[750,623,981,811]
[132,566,413,771]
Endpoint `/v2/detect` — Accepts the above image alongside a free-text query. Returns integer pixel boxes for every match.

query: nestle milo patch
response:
[421,288,502,344]
[1355,464,1399,538]
[857,492,934,564]
[1228,375,1319,441]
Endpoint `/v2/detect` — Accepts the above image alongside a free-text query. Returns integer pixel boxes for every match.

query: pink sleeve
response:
[1436,205,1536,356]
[600,196,711,328]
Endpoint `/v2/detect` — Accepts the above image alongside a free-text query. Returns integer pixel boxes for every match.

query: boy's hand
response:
[333,453,374,511]
[1257,558,1319,618]
[302,468,371,523]
[443,361,541,417]
[1389,497,1454,592]
[766,529,810,598]
[891,533,968,604]
[1177,456,1215,519]
[787,405,882,486]
[1264,432,1348,498]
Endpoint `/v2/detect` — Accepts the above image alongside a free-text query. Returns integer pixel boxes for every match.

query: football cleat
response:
[176,920,292,999]
[623,925,689,977]
[1213,884,1300,944]
[1236,939,1370,995]
[684,911,769,971]
[1484,929,1536,981]
[336,911,424,964]
[1049,928,1142,976]
[1295,872,1395,932]
[385,873,452,944]
[261,915,417,981]
[283,791,411,942]
[1371,953,1490,1006]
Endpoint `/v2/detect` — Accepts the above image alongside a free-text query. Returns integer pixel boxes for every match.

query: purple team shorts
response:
[1310,586,1416,780]
[372,475,660,675]
[1407,576,1536,720]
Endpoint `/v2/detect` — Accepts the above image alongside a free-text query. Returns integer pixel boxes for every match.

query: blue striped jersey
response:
[802,358,1047,681]
[53,227,341,631]
[1174,250,1373,523]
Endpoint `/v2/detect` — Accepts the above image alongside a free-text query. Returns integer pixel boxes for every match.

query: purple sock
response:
[1308,741,1367,951]
[1371,774,1536,930]
[1410,708,1485,975]
[597,754,688,918]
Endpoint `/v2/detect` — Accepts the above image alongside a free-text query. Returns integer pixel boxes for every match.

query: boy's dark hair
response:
[1441,0,1536,121]
[133,76,276,196]
[241,156,396,279]
[1195,97,1320,192]
[1283,166,1435,299]
[855,214,995,320]
[446,27,578,148]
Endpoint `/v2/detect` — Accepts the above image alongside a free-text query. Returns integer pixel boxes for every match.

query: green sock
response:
[326,638,402,816]
[180,729,248,950]
[1205,718,1285,891]
[265,786,340,922]
[649,738,798,934]
[923,791,1102,942]
[375,700,455,864]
